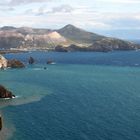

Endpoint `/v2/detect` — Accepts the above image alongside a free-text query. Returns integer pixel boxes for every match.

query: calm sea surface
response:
[0,51,140,140]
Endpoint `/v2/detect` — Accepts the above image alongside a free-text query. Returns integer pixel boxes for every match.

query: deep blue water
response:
[0,51,140,140]
[4,50,140,66]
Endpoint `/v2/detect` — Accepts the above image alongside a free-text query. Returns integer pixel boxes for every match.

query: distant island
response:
[0,24,139,53]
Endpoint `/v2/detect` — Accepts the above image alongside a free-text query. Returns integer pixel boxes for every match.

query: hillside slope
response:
[57,24,105,44]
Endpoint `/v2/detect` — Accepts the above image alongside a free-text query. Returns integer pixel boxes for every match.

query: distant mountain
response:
[57,24,105,44]
[1,26,17,30]
[0,25,139,52]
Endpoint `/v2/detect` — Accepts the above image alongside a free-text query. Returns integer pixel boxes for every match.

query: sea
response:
[0,51,140,140]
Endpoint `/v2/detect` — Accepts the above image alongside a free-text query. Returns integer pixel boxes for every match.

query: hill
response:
[57,24,105,43]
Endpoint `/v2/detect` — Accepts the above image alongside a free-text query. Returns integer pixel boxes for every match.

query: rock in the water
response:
[47,60,54,64]
[7,59,25,68]
[0,55,25,69]
[28,56,35,64]
[0,85,15,98]
[0,55,7,69]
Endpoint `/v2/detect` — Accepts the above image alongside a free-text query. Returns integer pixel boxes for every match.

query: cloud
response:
[97,12,140,29]
[50,5,74,13]
[5,3,140,31]
[25,5,74,16]
[1,9,140,34]
[0,7,14,11]
[42,5,74,15]
[9,0,51,5]
[99,0,140,4]
[5,0,140,6]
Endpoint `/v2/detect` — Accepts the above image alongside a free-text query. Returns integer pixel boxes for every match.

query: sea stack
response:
[28,56,35,64]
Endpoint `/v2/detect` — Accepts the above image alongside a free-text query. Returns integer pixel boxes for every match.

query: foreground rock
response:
[0,85,15,98]
[7,59,25,68]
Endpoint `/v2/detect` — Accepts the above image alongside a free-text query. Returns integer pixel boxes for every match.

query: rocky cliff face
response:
[0,27,67,50]
[0,55,7,68]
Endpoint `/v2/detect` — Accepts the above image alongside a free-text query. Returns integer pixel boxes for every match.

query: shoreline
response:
[0,48,140,55]
[0,50,28,54]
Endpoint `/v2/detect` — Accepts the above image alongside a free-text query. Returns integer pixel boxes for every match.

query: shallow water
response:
[1,51,140,140]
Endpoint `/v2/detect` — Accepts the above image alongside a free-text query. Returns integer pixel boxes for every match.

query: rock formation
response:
[0,85,15,98]
[7,59,25,68]
[28,56,35,64]
[47,60,54,64]
[0,55,25,69]
[0,55,7,69]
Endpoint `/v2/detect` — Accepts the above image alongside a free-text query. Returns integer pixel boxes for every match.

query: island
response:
[0,24,139,52]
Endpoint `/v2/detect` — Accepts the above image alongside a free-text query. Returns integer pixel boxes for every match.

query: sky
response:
[0,0,140,39]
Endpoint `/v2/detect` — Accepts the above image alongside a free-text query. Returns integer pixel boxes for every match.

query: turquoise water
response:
[0,51,140,140]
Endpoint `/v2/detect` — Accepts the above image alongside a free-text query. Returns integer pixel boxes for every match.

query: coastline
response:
[0,48,140,55]
[0,50,28,55]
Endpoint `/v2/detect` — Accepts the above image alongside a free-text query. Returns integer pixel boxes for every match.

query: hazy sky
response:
[0,0,140,39]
